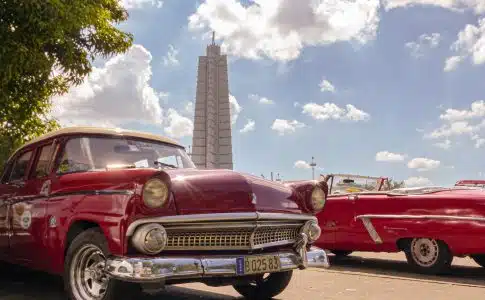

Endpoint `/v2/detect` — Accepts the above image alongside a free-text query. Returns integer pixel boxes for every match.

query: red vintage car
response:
[455,179,485,188]
[0,127,330,300]
[313,173,485,275]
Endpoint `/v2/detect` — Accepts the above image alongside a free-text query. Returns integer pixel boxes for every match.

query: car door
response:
[9,141,56,270]
[0,160,17,261]
[352,193,392,251]
[328,194,358,250]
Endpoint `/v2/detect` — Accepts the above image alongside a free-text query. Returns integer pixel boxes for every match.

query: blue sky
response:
[51,0,485,187]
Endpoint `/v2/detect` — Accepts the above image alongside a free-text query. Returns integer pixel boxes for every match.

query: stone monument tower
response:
[191,32,233,170]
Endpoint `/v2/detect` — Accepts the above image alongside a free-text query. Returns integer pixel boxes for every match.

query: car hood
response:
[165,168,304,215]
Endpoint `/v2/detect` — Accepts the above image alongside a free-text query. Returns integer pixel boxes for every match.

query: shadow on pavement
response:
[326,254,485,288]
[0,263,237,300]
[2,254,485,299]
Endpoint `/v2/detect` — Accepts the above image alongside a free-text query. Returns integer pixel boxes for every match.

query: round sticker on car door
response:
[20,210,32,230]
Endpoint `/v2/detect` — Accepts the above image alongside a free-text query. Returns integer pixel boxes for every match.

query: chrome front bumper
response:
[105,246,330,283]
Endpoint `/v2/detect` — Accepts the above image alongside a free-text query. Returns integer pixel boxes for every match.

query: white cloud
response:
[445,18,485,71]
[472,134,485,148]
[404,176,433,187]
[440,100,485,121]
[162,44,180,66]
[164,109,194,138]
[121,0,163,9]
[383,0,485,14]
[259,97,274,104]
[434,139,451,149]
[375,151,406,162]
[271,119,306,135]
[319,79,336,93]
[50,44,193,140]
[405,33,441,58]
[407,157,441,171]
[426,121,479,138]
[294,160,311,169]
[188,0,381,61]
[249,94,274,104]
[444,55,464,72]
[302,102,370,122]
[229,94,242,125]
[240,119,255,133]
[50,44,163,127]
[184,101,194,117]
[294,102,300,107]
[426,100,485,148]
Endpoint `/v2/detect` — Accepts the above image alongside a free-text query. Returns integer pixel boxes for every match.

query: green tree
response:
[0,0,133,171]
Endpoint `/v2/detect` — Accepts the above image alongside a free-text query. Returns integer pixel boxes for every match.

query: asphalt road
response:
[1,252,485,300]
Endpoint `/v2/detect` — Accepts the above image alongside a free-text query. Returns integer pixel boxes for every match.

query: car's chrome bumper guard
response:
[104,246,330,283]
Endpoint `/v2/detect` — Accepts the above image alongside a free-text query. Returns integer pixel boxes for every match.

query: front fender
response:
[47,192,135,274]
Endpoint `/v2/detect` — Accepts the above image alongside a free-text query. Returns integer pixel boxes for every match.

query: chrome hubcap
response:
[70,244,109,300]
[411,238,439,267]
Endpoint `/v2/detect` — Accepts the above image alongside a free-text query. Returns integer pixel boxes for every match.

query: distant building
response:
[191,32,233,170]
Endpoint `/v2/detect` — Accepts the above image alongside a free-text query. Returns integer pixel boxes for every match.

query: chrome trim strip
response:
[51,189,134,197]
[356,214,485,245]
[104,247,330,283]
[126,212,316,236]
[360,217,382,244]
[164,221,302,230]
[356,214,485,222]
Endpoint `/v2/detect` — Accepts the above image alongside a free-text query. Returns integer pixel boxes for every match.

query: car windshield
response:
[326,174,391,194]
[57,136,195,174]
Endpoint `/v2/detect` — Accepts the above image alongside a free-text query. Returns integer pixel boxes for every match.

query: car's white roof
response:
[10,126,183,159]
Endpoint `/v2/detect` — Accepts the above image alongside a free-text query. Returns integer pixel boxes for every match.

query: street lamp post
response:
[310,156,316,180]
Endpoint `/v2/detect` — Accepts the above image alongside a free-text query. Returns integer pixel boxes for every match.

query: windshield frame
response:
[53,133,195,175]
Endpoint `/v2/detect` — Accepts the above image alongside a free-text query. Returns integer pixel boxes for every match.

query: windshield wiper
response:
[154,161,178,169]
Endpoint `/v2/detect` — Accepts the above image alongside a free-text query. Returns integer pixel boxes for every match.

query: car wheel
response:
[64,227,141,300]
[232,271,293,299]
[404,238,453,275]
[331,250,353,257]
[470,254,485,267]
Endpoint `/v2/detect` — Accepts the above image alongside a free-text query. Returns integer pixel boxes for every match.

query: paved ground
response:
[1,252,485,299]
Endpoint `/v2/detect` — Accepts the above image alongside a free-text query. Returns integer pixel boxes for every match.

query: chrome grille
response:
[253,226,300,246]
[166,229,252,249]
[162,221,303,250]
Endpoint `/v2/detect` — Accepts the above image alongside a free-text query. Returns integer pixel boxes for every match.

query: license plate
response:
[236,255,281,275]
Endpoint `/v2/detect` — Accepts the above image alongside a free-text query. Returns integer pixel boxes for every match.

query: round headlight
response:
[310,185,326,211]
[301,220,321,243]
[143,178,169,208]
[132,223,167,255]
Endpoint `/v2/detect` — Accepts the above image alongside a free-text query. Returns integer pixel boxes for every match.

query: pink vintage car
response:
[0,127,330,300]
[314,173,485,275]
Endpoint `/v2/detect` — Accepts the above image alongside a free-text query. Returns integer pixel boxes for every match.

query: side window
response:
[34,143,54,178]
[0,161,13,184]
[9,151,33,182]
[56,138,93,174]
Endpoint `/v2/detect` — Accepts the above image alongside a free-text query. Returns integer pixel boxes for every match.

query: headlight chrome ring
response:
[132,223,167,255]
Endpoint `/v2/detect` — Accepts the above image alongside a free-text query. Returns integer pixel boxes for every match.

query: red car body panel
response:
[0,129,323,276]
[314,186,485,256]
